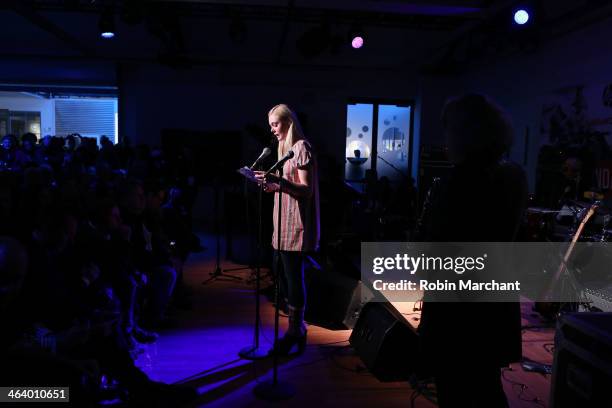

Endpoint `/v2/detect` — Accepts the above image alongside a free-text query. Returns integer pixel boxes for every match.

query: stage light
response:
[351,36,364,49]
[99,9,116,39]
[349,25,365,49]
[514,9,530,25]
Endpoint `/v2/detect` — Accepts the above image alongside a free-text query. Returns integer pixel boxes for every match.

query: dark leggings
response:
[274,250,306,309]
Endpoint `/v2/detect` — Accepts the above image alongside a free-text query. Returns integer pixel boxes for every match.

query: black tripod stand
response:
[202,178,243,285]
[222,177,257,277]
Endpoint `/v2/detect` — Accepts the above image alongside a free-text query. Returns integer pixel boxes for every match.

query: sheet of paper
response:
[238,166,259,183]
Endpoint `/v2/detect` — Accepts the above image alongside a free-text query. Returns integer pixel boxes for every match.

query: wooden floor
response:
[135,239,555,407]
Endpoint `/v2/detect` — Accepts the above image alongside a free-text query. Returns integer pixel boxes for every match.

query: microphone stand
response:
[223,175,257,276]
[226,152,271,279]
[202,176,243,285]
[376,154,409,180]
[253,165,296,401]
[238,172,267,360]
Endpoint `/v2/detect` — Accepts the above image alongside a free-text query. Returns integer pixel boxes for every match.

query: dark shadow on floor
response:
[180,354,302,405]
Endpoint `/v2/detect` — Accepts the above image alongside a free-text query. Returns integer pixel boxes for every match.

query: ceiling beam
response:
[17,0,475,30]
[8,1,94,57]
[276,0,295,63]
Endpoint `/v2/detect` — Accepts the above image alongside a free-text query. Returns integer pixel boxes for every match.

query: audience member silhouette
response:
[417,94,527,408]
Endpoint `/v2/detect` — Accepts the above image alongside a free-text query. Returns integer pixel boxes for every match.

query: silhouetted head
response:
[441,93,513,166]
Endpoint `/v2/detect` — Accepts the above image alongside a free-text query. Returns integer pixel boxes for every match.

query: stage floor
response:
[135,237,554,407]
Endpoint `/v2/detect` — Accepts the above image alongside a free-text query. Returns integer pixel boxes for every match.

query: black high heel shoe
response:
[268,331,307,356]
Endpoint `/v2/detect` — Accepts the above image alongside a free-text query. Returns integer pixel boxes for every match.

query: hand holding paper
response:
[238,166,258,183]
[238,167,280,192]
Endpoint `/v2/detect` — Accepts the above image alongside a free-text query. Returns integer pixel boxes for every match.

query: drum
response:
[523,207,558,241]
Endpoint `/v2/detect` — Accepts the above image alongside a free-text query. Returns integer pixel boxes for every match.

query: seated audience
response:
[0,132,200,407]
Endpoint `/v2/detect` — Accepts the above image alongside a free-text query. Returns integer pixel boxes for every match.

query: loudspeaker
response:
[551,313,612,408]
[304,266,374,330]
[349,302,419,382]
[342,282,375,329]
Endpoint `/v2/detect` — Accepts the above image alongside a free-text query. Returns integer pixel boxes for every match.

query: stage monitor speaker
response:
[551,312,612,408]
[341,281,375,330]
[304,266,374,330]
[349,302,418,382]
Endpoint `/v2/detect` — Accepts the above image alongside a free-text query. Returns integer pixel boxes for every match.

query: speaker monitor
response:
[551,312,612,408]
[304,266,374,330]
[349,302,419,382]
[342,281,375,329]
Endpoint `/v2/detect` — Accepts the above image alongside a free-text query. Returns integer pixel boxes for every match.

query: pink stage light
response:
[351,36,364,49]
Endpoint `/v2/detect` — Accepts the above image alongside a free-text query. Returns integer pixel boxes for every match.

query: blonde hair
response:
[268,104,306,158]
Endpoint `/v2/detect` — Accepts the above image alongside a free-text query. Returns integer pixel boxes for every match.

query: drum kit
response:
[524,192,612,243]
[527,192,612,318]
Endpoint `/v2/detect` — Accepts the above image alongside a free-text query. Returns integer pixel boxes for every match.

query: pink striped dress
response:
[272,139,320,252]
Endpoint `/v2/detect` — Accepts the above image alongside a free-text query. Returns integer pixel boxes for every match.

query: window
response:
[345,103,373,183]
[345,101,413,191]
[0,110,8,136]
[0,88,119,143]
[9,111,42,139]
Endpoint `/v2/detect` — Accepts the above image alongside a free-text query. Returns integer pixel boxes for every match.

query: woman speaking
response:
[255,104,320,356]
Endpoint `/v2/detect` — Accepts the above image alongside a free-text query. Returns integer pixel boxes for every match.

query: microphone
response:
[557,185,572,207]
[250,147,272,169]
[265,150,294,175]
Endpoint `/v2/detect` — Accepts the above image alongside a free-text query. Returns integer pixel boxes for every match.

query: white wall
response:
[0,92,55,137]
[0,58,116,140]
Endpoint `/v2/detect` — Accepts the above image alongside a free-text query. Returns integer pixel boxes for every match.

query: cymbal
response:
[527,207,560,214]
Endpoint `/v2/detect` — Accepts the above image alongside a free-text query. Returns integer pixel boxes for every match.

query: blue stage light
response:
[514,9,530,25]
[99,9,116,39]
